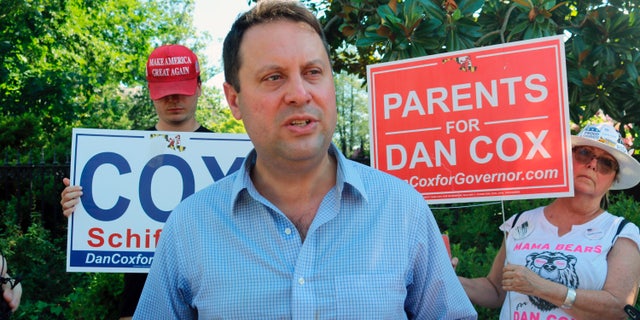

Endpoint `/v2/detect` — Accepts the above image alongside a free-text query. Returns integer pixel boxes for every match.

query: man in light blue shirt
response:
[134,0,477,319]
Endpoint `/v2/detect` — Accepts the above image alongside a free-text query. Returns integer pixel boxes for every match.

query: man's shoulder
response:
[343,159,425,202]
[346,159,408,185]
[166,176,238,227]
[142,125,212,132]
[195,126,212,133]
[176,174,237,209]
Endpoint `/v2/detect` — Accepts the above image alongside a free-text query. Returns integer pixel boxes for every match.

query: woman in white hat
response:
[456,123,640,319]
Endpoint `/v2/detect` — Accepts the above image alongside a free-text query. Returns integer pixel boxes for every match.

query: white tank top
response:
[498,206,640,319]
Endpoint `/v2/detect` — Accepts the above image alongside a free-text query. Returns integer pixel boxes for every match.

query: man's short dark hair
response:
[222,0,330,92]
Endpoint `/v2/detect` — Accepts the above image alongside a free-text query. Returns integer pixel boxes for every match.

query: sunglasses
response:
[572,146,619,175]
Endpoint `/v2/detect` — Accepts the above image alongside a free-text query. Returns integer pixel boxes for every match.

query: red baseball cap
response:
[146,44,200,100]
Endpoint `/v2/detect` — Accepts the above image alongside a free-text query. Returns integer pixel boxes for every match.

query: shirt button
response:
[284,228,292,235]
[298,277,305,285]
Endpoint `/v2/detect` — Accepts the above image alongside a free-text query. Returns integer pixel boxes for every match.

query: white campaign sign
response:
[66,128,253,273]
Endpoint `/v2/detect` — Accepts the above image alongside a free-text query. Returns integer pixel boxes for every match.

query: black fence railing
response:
[1,150,70,239]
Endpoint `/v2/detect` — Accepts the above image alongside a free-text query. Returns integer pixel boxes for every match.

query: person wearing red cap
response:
[60,44,212,319]
[454,123,640,319]
[145,44,211,133]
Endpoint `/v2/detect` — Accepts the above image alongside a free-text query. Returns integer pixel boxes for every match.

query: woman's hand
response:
[501,263,543,296]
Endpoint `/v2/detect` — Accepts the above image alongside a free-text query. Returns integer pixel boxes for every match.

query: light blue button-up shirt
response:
[134,145,477,319]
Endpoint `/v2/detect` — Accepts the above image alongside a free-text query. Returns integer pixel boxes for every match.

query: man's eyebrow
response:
[253,64,284,77]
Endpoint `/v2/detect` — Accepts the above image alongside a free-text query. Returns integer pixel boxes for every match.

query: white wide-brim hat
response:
[571,123,640,190]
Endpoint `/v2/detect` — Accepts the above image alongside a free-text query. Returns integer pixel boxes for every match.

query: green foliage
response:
[63,273,122,319]
[333,71,370,160]
[197,86,246,133]
[202,107,246,134]
[0,0,236,162]
[0,114,40,152]
[1,199,122,319]
[450,242,500,318]
[1,207,72,319]
[565,4,640,137]
[608,191,640,223]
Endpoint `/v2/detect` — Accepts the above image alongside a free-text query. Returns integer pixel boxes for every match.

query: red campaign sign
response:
[367,36,573,204]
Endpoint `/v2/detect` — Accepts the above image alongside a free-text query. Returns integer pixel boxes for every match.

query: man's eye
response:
[265,74,282,81]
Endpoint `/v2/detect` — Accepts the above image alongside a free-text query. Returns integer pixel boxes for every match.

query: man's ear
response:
[223,82,242,120]
[195,83,202,97]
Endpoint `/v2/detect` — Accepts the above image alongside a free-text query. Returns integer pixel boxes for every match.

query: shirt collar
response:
[230,144,368,212]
